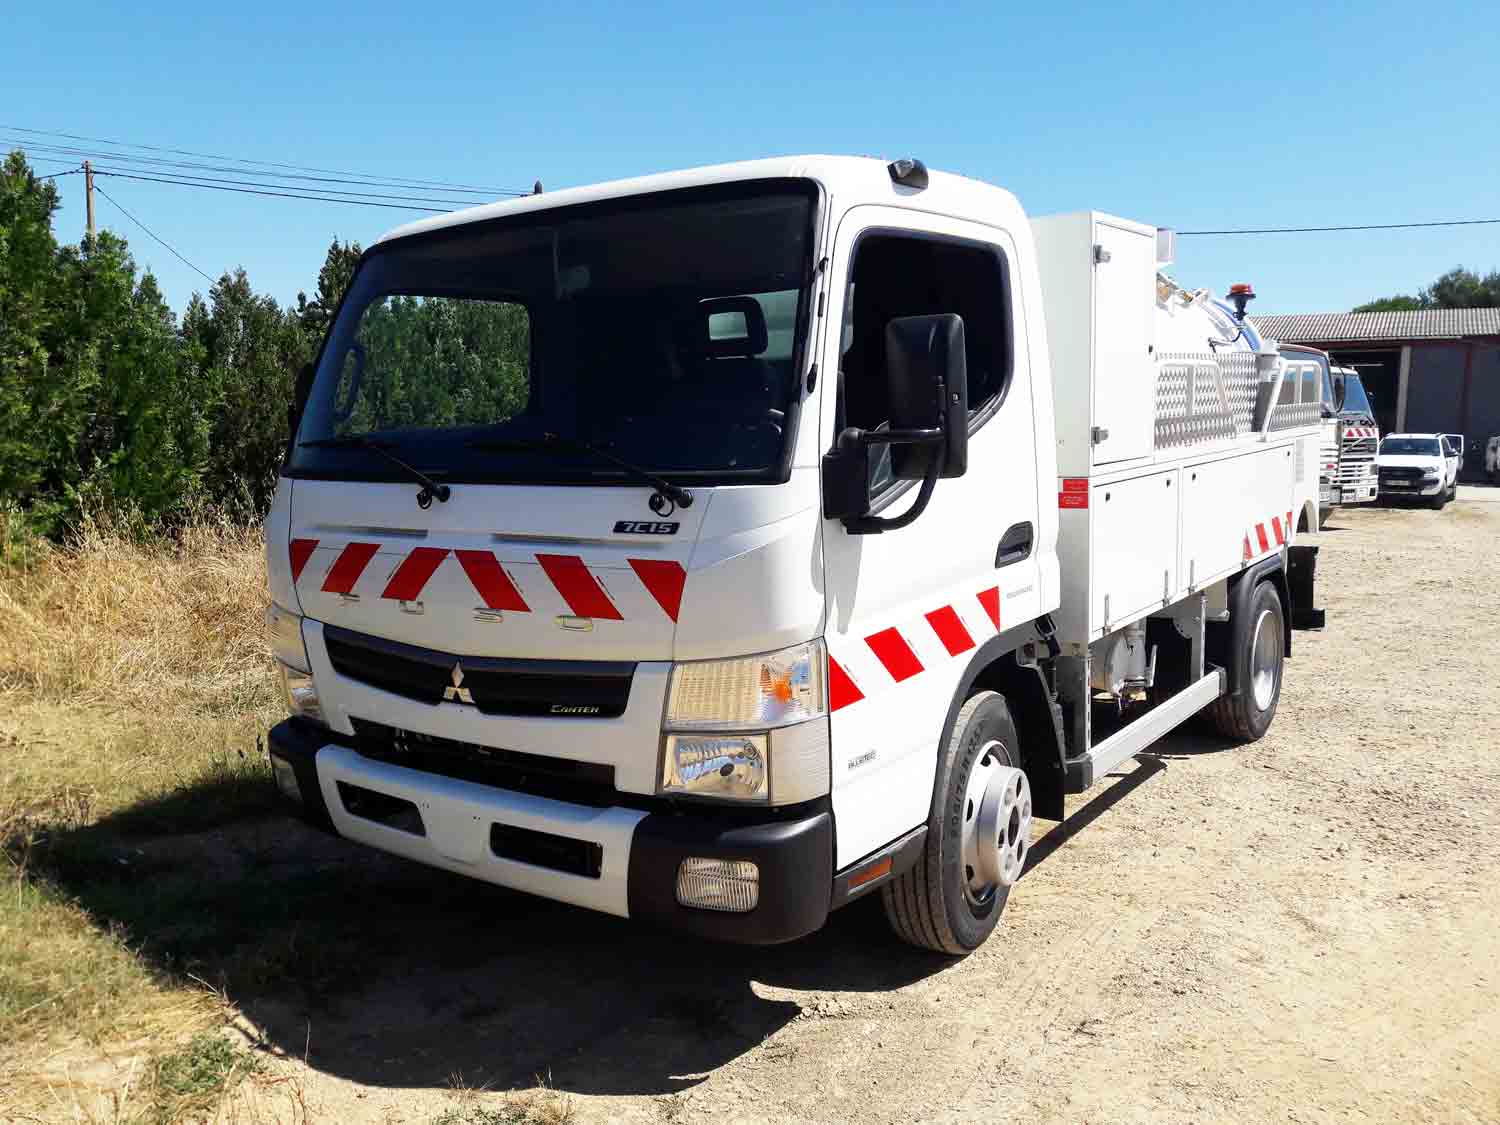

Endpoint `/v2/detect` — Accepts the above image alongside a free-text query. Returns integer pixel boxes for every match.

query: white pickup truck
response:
[1376,433,1461,508]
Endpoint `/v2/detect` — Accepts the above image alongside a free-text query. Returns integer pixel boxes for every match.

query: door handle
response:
[995,521,1033,568]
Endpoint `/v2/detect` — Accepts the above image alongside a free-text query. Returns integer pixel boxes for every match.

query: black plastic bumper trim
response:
[627,801,833,944]
[830,825,926,909]
[266,718,338,832]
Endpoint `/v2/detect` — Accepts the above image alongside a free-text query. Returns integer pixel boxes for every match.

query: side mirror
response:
[1331,373,1347,412]
[886,314,969,480]
[820,314,969,533]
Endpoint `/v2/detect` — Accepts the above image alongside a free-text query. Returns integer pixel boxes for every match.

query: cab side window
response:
[837,233,1012,446]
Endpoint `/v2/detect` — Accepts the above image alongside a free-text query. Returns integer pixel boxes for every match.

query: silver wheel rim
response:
[1250,606,1281,711]
[960,740,1032,907]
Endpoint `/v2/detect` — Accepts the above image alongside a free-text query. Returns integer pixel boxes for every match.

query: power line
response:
[3,124,532,197]
[91,182,216,283]
[90,163,485,209]
[33,165,82,179]
[2,136,509,198]
[1180,218,1500,235]
[93,169,448,213]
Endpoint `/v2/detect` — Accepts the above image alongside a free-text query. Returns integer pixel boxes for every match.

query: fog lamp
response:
[676,857,760,913]
[269,753,303,804]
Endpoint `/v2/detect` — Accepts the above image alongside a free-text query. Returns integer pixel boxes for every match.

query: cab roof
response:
[372,155,1031,247]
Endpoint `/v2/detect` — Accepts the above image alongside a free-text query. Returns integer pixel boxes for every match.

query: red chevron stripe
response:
[1271,516,1285,546]
[828,655,864,711]
[455,550,530,612]
[925,605,976,656]
[977,586,1001,631]
[628,558,687,622]
[865,627,924,682]
[1255,524,1270,553]
[1243,535,1253,561]
[321,542,379,594]
[289,538,318,584]
[537,554,623,620]
[381,547,449,602]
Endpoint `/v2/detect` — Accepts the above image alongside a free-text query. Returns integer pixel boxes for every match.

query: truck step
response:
[1064,669,1224,792]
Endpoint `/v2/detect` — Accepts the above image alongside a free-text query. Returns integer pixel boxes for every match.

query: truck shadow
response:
[18,776,950,1098]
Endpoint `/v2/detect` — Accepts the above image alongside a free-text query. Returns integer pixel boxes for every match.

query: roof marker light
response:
[888,158,929,190]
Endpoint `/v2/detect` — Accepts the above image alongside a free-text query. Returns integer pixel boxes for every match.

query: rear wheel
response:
[1208,580,1284,742]
[882,691,1031,955]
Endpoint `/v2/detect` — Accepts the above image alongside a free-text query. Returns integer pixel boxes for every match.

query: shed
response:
[1252,308,1500,479]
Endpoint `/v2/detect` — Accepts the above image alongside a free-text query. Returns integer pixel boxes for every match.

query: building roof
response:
[1252,308,1500,344]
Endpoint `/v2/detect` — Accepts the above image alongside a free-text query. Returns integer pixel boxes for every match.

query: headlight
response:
[266,603,310,673]
[279,665,324,724]
[662,735,767,801]
[1422,469,1440,479]
[660,641,831,804]
[267,604,323,723]
[665,640,826,731]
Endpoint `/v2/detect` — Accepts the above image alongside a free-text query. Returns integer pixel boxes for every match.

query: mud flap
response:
[1287,544,1325,630]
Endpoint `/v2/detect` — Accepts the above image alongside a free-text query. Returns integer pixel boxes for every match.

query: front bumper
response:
[1380,478,1442,497]
[267,719,832,944]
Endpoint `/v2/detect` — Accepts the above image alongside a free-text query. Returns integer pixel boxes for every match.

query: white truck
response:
[1329,365,1380,511]
[1377,433,1461,508]
[1278,346,1378,526]
[264,156,1324,954]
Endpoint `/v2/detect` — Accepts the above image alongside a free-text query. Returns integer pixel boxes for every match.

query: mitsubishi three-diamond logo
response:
[443,661,475,704]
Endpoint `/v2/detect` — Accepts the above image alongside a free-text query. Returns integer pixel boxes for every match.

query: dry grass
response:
[435,1072,577,1125]
[0,513,282,1121]
[0,510,274,710]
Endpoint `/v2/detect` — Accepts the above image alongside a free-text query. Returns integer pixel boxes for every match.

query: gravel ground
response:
[239,488,1500,1125]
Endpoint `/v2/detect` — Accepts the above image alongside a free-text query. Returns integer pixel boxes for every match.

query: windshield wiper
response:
[466,431,693,512]
[299,435,451,509]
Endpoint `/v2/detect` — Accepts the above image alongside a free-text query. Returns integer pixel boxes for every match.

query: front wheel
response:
[882,691,1031,955]
[1208,580,1285,742]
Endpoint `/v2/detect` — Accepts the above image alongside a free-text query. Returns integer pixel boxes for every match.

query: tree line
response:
[0,149,361,532]
[1354,267,1500,313]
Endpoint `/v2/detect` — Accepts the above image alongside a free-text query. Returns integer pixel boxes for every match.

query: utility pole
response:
[83,160,95,241]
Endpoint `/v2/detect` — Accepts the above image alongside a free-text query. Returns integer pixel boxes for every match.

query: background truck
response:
[264,156,1323,955]
[1330,365,1380,510]
[1279,346,1378,526]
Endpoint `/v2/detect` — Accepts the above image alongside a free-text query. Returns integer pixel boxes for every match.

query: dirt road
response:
[220,491,1500,1123]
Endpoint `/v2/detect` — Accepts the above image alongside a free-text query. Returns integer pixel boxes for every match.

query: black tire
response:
[882,690,1021,956]
[1207,580,1284,742]
[1316,506,1333,529]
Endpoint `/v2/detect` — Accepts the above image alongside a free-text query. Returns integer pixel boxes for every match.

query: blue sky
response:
[5,1,1497,316]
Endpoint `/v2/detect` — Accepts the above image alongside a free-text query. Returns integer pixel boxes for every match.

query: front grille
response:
[323,624,634,718]
[1379,466,1425,481]
[349,718,618,807]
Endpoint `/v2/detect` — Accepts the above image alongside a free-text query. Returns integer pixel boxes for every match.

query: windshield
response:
[1339,372,1375,419]
[1381,437,1440,456]
[289,181,817,485]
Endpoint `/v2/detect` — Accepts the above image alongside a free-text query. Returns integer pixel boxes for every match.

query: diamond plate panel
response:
[1155,352,1240,449]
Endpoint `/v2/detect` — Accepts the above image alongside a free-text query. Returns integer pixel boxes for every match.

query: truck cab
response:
[265,156,1320,954]
[1377,433,1460,508]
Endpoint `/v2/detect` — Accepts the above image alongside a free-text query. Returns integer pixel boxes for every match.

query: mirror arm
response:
[845,426,944,448]
[843,449,945,535]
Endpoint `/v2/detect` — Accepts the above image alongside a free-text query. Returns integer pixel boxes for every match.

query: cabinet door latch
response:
[1091,426,1110,445]
[1093,244,1112,264]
